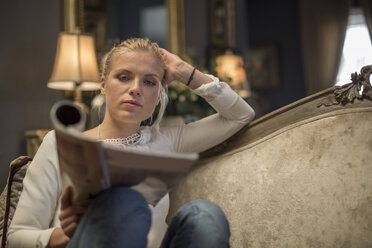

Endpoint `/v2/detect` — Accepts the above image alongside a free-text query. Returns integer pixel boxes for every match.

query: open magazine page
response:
[55,129,110,206]
[50,100,199,206]
[103,144,198,205]
[51,101,110,206]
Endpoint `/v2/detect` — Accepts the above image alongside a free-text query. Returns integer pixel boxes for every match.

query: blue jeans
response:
[67,187,230,248]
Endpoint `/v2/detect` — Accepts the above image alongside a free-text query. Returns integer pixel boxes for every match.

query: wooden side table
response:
[24,130,50,158]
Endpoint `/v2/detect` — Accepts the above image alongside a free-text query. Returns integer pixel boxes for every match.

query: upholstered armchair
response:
[168,65,372,247]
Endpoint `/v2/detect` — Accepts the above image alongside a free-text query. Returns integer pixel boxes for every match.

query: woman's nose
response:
[129,79,141,96]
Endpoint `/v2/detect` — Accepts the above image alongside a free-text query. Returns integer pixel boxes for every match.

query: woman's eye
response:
[144,80,156,86]
[118,75,129,81]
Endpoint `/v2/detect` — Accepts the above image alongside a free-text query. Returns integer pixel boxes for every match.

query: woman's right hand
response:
[48,228,70,248]
[49,187,86,247]
[59,187,86,237]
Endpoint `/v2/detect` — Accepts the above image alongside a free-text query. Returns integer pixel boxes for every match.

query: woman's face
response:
[101,49,164,125]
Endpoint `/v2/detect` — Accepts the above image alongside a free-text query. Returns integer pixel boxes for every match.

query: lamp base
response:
[73,100,89,114]
[73,87,90,114]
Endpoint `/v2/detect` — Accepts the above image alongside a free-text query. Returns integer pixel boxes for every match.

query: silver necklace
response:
[97,124,142,146]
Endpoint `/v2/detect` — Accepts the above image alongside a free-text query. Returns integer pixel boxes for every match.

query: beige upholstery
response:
[168,66,372,247]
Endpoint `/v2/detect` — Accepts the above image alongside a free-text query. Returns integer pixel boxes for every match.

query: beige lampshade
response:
[216,50,251,98]
[48,32,100,91]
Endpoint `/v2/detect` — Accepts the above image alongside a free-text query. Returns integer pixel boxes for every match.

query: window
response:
[335,7,372,86]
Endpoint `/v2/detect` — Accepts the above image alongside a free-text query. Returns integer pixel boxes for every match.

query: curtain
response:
[299,0,352,94]
[360,0,372,40]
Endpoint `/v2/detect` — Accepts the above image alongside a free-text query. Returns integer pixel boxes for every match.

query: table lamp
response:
[215,50,251,98]
[47,32,100,111]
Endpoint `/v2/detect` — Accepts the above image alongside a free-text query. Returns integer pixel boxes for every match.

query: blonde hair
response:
[100,38,168,127]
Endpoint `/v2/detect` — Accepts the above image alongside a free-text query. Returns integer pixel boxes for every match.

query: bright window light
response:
[335,7,372,86]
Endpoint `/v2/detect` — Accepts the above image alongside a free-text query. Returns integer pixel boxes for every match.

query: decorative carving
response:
[318,65,372,107]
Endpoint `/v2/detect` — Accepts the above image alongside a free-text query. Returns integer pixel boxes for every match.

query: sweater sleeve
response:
[7,131,62,248]
[171,74,255,153]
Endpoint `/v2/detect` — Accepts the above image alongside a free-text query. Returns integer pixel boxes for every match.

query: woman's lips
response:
[122,100,142,107]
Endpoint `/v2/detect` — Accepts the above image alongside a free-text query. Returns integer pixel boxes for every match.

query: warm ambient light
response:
[215,50,251,98]
[48,32,100,106]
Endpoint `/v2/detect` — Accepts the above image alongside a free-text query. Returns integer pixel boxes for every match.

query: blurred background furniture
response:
[24,130,50,158]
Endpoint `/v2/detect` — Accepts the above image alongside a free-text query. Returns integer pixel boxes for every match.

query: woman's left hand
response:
[159,48,193,86]
[159,48,212,89]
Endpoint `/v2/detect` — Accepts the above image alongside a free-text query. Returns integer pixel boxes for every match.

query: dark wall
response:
[0,1,63,189]
[184,0,210,68]
[247,0,306,112]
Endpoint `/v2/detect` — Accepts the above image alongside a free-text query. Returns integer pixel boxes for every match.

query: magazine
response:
[50,100,199,206]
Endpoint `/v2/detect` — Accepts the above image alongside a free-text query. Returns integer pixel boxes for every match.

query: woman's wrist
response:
[173,61,194,83]
[48,228,70,248]
[187,70,213,89]
[173,62,213,89]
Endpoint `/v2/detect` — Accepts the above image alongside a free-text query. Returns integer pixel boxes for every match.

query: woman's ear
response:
[156,96,160,106]
[100,77,106,95]
[161,80,167,88]
[157,86,165,105]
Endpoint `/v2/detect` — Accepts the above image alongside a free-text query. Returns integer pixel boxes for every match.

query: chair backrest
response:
[0,156,32,248]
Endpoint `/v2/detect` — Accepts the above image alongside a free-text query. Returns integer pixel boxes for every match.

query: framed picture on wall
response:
[209,0,235,48]
[246,44,280,90]
[85,11,108,52]
[84,4,120,61]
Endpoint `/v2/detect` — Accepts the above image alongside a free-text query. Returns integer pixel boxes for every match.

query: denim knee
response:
[68,187,151,248]
[161,199,230,248]
[178,199,230,233]
[179,199,225,217]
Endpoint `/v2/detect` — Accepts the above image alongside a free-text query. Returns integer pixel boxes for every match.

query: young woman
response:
[7,38,255,248]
